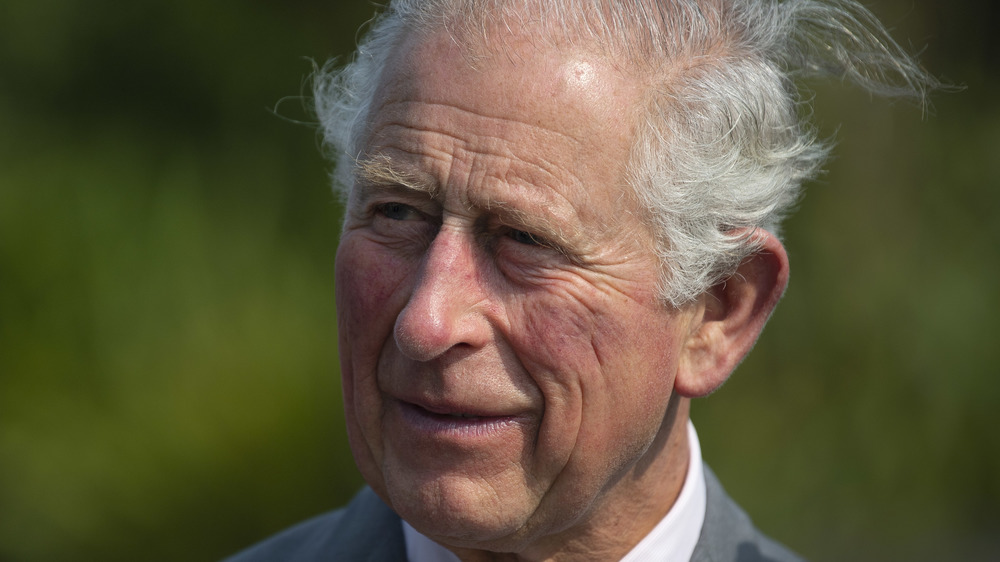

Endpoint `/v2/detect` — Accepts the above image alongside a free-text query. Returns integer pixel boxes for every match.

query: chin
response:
[384,471,542,550]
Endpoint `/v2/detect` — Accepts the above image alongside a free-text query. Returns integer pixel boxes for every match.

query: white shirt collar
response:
[403,421,707,561]
[619,420,706,562]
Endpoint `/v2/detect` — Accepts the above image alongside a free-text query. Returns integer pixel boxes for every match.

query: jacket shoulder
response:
[223,487,405,562]
[692,466,805,562]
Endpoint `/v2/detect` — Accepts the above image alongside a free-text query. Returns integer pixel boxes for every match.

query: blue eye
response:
[378,202,419,221]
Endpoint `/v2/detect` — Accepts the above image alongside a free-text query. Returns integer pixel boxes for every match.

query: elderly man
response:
[229,0,934,560]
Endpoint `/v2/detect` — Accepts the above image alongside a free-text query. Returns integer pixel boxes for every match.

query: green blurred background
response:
[1,1,997,560]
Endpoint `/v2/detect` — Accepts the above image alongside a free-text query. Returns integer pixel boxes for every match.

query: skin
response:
[334,28,789,562]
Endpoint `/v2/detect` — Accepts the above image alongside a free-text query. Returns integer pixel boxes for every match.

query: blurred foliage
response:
[0,0,997,561]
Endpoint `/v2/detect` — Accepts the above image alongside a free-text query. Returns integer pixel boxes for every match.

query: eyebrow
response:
[352,153,582,259]
[354,153,439,197]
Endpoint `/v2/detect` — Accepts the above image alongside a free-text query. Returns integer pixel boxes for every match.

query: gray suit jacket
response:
[225,466,803,561]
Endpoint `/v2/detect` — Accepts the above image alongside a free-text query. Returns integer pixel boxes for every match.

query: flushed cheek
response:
[512,292,679,485]
[335,235,417,484]
[335,236,414,333]
[505,299,601,479]
[336,236,422,380]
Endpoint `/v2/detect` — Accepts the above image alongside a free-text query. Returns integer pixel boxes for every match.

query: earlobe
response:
[674,232,790,398]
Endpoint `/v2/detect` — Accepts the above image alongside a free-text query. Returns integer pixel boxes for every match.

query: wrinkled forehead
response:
[383,30,640,116]
[365,24,648,166]
[359,27,652,234]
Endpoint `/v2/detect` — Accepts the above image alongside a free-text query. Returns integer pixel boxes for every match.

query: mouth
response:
[414,401,493,419]
[394,399,524,438]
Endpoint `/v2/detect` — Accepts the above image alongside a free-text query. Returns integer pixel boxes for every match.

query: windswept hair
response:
[314,0,937,306]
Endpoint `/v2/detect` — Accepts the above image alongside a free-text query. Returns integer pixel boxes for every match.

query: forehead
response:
[363,30,646,213]
[380,30,637,126]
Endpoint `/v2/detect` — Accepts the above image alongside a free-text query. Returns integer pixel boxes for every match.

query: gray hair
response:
[313,0,937,306]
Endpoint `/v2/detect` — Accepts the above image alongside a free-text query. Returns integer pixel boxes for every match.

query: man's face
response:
[335,32,696,553]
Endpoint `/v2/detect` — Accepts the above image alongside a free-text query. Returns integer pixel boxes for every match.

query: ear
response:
[674,231,789,398]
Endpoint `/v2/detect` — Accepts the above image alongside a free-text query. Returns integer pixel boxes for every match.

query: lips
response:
[392,398,527,439]
[410,399,499,419]
[402,399,512,422]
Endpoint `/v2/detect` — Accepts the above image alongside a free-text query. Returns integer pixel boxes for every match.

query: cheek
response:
[515,289,679,397]
[511,289,682,469]
[335,235,414,353]
[335,236,416,475]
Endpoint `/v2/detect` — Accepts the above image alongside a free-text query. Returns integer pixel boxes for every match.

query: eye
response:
[507,229,546,246]
[376,202,422,221]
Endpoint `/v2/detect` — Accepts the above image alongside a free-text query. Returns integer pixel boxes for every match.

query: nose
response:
[394,228,492,361]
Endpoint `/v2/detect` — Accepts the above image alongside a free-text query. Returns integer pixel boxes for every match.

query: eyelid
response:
[358,183,440,215]
[493,220,574,260]
[504,226,552,248]
[355,180,583,263]
[375,201,426,221]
